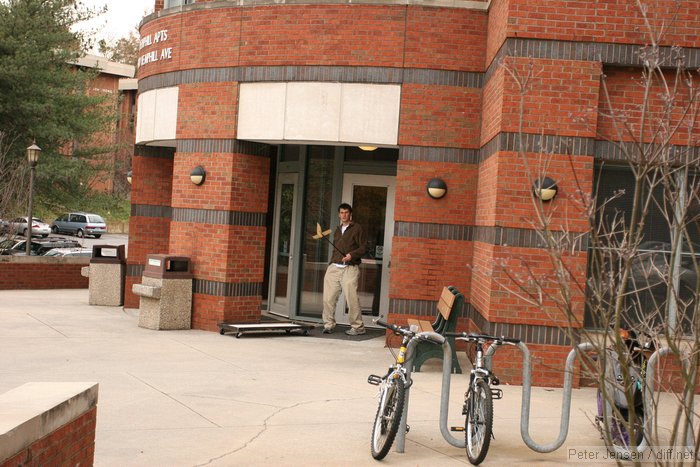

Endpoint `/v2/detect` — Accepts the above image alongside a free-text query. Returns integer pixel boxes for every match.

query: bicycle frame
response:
[367,320,445,460]
[449,332,520,465]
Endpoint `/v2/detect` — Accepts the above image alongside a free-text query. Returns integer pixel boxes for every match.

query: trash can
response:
[132,254,193,330]
[84,245,126,306]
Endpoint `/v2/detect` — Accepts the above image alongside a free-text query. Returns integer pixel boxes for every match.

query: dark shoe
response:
[322,327,334,334]
[345,327,366,336]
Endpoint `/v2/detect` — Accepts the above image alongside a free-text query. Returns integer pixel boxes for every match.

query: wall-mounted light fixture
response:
[127,170,132,185]
[190,166,206,185]
[426,178,447,199]
[532,177,558,201]
[358,146,378,152]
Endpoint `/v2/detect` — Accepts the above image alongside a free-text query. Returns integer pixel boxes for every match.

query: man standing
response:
[322,203,367,335]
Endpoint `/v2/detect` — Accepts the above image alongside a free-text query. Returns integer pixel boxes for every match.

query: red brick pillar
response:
[124,146,174,308]
[472,58,600,386]
[169,141,272,331]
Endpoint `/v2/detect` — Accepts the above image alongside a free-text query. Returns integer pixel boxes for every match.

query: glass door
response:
[268,173,298,316]
[336,174,395,327]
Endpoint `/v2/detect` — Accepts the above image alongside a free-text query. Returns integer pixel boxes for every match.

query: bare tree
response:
[0,132,29,227]
[486,2,700,465]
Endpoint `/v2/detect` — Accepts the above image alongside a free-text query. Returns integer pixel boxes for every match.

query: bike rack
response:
[394,337,693,456]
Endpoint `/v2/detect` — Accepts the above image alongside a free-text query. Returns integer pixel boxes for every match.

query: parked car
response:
[0,236,82,256]
[50,212,107,238]
[1,217,50,237]
[42,247,93,257]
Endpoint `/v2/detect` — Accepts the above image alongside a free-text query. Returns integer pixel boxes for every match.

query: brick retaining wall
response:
[0,257,89,290]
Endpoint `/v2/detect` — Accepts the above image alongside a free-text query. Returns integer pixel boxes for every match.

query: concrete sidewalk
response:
[1,289,609,466]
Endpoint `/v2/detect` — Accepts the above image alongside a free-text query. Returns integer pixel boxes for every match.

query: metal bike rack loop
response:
[395,336,690,456]
[396,340,695,454]
[395,331,445,453]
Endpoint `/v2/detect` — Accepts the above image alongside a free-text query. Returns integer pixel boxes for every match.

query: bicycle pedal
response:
[450,426,465,432]
[491,388,503,400]
[367,375,382,385]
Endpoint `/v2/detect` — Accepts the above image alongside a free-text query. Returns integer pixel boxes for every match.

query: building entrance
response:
[266,145,397,326]
[333,174,395,327]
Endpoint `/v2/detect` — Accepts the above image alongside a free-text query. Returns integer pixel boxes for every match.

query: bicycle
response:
[595,327,656,450]
[367,319,445,460]
[446,331,520,465]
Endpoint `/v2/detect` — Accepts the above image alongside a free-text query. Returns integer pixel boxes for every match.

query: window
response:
[586,166,700,332]
[164,0,195,8]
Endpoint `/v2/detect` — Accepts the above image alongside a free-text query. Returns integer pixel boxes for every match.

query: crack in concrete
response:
[128,372,222,428]
[164,337,247,370]
[194,398,344,466]
[27,313,68,337]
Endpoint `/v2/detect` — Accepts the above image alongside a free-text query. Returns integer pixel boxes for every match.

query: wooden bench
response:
[408,286,463,374]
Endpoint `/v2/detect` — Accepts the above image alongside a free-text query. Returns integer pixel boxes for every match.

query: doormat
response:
[304,326,386,341]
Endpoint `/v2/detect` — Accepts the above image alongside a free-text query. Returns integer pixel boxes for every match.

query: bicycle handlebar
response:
[445,331,520,345]
[374,319,445,345]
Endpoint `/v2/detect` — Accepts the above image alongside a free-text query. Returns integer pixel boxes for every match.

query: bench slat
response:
[437,287,455,320]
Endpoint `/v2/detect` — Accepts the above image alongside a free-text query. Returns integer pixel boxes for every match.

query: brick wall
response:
[394,160,478,223]
[390,237,472,302]
[498,57,601,137]
[168,150,270,328]
[125,152,173,308]
[1,408,96,467]
[598,68,699,145]
[506,0,700,47]
[0,258,88,290]
[177,83,238,140]
[140,5,488,79]
[404,6,487,71]
[399,84,482,149]
[0,383,98,467]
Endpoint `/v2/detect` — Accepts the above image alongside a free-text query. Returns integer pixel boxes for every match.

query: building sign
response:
[138,30,173,68]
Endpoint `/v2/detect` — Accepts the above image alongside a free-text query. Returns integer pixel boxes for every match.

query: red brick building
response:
[127,0,700,386]
[70,54,136,194]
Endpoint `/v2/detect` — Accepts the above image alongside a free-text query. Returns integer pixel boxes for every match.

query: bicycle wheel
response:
[612,408,644,448]
[597,390,644,449]
[371,377,406,460]
[465,379,493,465]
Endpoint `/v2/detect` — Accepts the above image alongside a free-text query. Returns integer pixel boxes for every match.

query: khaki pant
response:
[322,264,364,330]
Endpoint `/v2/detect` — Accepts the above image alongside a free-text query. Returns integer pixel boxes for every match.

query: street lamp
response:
[25,142,41,255]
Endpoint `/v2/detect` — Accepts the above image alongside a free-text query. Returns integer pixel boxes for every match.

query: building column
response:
[124,146,174,308]
[168,140,272,331]
[470,57,600,386]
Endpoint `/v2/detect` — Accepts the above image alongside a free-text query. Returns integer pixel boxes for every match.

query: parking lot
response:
[0,231,128,257]
[63,233,129,253]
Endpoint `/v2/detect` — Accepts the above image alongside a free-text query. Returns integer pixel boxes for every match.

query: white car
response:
[43,247,93,257]
[6,217,51,237]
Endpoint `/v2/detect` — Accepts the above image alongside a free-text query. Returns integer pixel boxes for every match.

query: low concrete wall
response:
[0,256,89,290]
[0,382,98,467]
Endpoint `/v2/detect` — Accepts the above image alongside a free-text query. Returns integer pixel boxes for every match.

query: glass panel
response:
[298,146,335,319]
[344,146,399,163]
[586,167,700,331]
[352,185,388,316]
[165,0,194,7]
[281,145,301,162]
[273,183,294,306]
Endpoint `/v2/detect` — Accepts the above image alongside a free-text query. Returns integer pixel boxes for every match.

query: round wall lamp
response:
[190,166,206,185]
[427,178,447,199]
[126,170,132,185]
[532,177,558,201]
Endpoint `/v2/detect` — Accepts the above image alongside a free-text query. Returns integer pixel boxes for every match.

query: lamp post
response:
[25,142,41,255]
